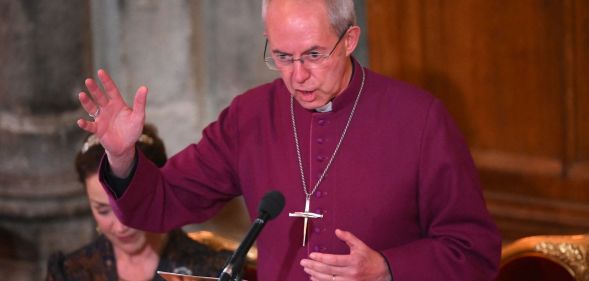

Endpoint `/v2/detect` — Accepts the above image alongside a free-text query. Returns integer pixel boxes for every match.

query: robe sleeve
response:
[382,99,501,281]
[99,96,244,232]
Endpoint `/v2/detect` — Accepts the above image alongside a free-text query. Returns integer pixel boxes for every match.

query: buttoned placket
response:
[306,112,331,252]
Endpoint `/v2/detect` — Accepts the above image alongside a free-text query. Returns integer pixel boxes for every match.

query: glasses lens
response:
[264,57,278,70]
[265,55,328,70]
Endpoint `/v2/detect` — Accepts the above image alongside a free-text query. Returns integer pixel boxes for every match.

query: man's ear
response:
[344,25,361,56]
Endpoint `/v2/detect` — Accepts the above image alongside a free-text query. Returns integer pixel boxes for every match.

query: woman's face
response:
[85,173,148,255]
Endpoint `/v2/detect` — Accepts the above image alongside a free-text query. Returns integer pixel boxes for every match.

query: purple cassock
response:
[101,57,501,281]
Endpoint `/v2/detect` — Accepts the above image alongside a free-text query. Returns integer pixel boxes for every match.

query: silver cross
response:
[289,195,323,246]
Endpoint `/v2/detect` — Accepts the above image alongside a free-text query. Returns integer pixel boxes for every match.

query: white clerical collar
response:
[315,101,333,112]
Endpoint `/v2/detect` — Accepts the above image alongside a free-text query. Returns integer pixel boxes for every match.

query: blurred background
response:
[0,0,587,280]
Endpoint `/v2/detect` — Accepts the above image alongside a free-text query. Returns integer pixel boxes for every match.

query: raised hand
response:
[300,229,392,281]
[77,69,148,177]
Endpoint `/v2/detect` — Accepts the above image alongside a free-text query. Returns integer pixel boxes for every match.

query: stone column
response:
[0,1,94,280]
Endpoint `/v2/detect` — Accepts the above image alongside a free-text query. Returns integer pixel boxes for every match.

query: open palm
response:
[77,69,147,175]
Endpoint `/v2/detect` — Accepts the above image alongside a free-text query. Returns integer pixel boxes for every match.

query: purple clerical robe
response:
[103,58,501,280]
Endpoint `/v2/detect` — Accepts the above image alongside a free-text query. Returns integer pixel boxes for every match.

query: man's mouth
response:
[297,89,314,94]
[296,89,316,102]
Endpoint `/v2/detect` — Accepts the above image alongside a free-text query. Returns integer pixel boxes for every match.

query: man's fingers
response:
[308,253,348,267]
[78,92,97,114]
[335,229,367,251]
[303,231,390,280]
[77,119,96,133]
[133,86,148,113]
[130,86,148,123]
[84,78,109,107]
[302,265,328,280]
[97,69,123,101]
[301,258,345,279]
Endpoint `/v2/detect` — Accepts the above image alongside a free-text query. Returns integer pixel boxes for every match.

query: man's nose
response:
[292,59,311,83]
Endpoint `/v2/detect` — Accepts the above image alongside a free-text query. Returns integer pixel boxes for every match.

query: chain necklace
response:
[288,66,366,246]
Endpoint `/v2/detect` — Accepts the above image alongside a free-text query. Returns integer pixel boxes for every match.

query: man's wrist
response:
[106,147,136,178]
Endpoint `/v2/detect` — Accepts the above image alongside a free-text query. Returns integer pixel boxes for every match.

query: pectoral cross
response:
[289,195,323,246]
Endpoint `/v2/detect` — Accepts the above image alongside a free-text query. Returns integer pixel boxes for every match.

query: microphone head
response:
[258,190,285,220]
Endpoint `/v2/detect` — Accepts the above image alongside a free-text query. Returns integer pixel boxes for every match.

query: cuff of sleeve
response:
[99,149,138,198]
[380,239,434,281]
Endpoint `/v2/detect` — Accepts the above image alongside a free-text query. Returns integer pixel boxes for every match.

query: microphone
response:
[219,190,285,281]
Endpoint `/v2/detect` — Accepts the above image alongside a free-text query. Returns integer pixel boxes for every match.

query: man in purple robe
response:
[77,0,501,280]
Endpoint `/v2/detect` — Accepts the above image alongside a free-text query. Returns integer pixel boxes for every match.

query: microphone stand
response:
[219,256,245,281]
[219,217,266,281]
[219,190,285,281]
[232,258,245,281]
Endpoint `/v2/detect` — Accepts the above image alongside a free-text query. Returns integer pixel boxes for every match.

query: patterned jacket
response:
[45,230,232,281]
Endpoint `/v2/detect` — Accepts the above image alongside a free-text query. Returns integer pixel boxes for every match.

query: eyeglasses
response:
[263,26,350,71]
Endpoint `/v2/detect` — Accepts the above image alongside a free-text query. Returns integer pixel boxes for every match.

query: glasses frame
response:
[263,26,351,71]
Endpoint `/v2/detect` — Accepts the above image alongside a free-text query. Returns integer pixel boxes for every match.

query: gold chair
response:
[496,234,589,281]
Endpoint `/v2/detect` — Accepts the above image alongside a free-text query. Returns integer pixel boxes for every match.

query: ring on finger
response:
[89,107,100,119]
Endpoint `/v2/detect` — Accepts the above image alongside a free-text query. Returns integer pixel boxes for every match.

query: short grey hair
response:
[262,0,356,36]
